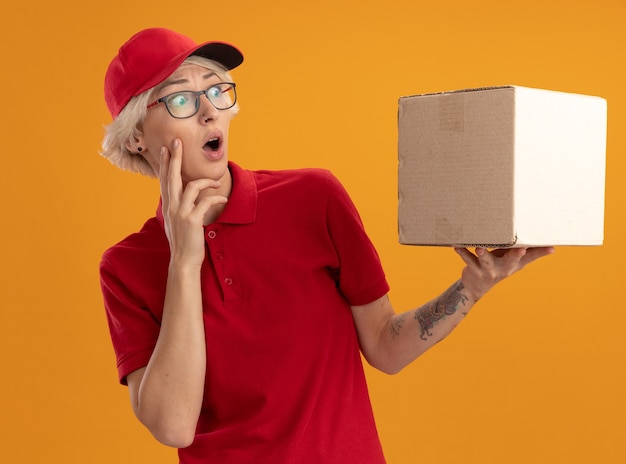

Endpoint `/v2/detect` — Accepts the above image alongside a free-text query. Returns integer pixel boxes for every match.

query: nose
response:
[198,94,218,123]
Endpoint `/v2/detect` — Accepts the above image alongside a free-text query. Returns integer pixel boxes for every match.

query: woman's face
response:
[138,63,235,187]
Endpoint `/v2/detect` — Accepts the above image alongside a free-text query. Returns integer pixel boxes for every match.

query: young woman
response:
[100,27,554,464]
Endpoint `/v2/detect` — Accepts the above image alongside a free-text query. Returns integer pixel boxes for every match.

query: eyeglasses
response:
[147,82,237,119]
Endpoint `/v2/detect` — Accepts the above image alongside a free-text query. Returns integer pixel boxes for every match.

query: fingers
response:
[179,178,223,216]
[165,139,184,210]
[454,247,519,267]
[193,193,228,218]
[158,138,226,222]
[454,247,477,266]
[480,247,553,271]
[455,246,553,281]
[519,246,555,268]
[159,145,171,209]
[455,246,552,301]
[159,138,217,205]
[499,247,527,270]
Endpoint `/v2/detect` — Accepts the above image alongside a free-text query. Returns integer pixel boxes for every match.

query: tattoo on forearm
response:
[414,281,469,341]
[390,314,407,339]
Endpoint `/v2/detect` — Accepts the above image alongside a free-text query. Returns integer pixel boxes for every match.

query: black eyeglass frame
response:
[146,82,237,119]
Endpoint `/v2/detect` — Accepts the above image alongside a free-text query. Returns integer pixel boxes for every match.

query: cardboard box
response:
[398,86,607,247]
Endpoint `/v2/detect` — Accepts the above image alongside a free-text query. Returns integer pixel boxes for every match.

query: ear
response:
[124,135,145,154]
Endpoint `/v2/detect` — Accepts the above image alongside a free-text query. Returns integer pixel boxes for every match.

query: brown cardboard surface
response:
[398,86,606,247]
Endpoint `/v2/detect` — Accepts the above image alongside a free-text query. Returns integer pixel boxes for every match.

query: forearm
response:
[134,262,206,447]
[356,247,554,375]
[377,280,475,374]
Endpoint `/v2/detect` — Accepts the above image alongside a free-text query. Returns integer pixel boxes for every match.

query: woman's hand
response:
[159,139,227,267]
[455,247,555,302]
[127,138,223,447]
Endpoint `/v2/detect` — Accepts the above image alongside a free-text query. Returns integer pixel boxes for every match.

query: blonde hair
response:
[100,56,239,177]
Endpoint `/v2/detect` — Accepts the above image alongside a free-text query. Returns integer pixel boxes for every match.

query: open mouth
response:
[205,137,221,151]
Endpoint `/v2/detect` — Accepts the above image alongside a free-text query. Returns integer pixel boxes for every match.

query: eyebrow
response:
[158,72,218,92]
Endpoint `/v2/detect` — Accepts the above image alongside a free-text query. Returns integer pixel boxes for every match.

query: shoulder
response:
[254,166,336,185]
[230,161,345,194]
[251,167,345,198]
[100,217,168,273]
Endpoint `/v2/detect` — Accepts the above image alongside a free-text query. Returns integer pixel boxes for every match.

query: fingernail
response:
[173,139,180,149]
[160,147,166,157]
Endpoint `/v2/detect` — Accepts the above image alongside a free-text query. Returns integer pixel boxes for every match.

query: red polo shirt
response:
[100,162,390,463]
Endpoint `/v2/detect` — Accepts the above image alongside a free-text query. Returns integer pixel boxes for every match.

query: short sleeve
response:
[99,219,169,385]
[322,172,390,305]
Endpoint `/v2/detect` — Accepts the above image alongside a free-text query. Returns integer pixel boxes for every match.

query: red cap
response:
[104,28,243,118]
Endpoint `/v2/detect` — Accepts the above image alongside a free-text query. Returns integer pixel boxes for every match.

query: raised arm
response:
[126,139,228,448]
[351,246,554,375]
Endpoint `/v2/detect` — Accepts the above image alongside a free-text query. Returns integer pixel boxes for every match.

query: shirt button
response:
[224,277,233,286]
[215,252,223,260]
[207,230,217,239]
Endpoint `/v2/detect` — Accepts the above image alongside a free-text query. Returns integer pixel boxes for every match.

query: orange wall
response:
[1,0,624,462]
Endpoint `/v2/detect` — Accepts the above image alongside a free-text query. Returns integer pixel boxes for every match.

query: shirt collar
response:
[156,161,257,229]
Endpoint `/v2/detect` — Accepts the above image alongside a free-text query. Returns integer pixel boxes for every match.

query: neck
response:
[202,165,232,226]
